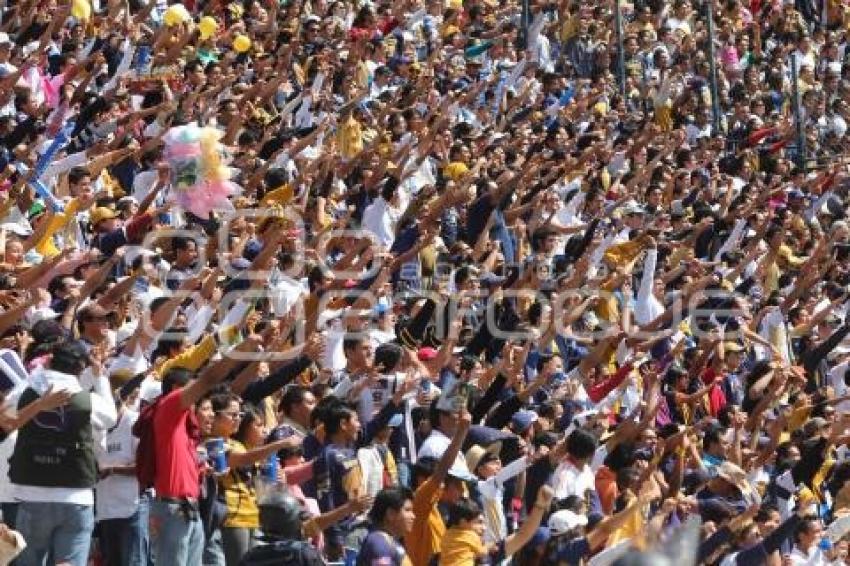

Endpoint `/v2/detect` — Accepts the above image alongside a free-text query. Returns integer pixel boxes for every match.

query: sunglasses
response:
[218,411,245,420]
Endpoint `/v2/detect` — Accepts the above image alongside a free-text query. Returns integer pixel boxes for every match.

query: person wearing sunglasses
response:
[206,394,299,566]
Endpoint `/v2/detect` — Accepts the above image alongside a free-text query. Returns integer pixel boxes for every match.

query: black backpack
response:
[131,396,162,492]
[238,540,324,566]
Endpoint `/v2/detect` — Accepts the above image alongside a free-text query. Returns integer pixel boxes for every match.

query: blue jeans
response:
[0,502,18,529]
[221,527,256,566]
[99,495,150,566]
[149,500,204,566]
[15,501,95,566]
[202,528,225,566]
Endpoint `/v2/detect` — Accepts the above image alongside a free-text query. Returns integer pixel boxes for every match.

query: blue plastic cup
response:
[263,453,278,481]
[137,45,151,74]
[206,438,227,473]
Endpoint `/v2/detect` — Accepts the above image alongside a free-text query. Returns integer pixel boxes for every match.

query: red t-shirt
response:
[700,368,727,417]
[153,389,201,499]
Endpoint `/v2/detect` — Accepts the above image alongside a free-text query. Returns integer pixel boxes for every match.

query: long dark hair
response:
[234,403,264,446]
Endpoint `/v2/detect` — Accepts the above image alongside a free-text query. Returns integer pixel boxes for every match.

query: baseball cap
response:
[27,307,60,328]
[139,376,163,403]
[30,319,69,344]
[480,272,507,286]
[724,342,745,353]
[466,444,500,474]
[90,207,117,227]
[466,425,514,447]
[447,465,477,482]
[548,510,588,535]
[715,461,757,501]
[511,410,539,434]
[622,202,646,216]
[417,347,439,361]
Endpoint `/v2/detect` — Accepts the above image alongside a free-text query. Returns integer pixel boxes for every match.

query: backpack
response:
[238,540,324,566]
[132,397,162,492]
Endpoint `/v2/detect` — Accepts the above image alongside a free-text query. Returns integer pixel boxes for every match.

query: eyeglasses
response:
[218,411,244,420]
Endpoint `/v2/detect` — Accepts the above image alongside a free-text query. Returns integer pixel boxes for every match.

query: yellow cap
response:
[261,185,294,207]
[90,206,117,226]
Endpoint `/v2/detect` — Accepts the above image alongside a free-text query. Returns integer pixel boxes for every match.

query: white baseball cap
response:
[548,510,588,535]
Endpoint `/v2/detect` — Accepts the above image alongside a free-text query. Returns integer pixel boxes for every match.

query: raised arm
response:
[431,409,472,485]
[179,335,263,410]
[503,486,554,556]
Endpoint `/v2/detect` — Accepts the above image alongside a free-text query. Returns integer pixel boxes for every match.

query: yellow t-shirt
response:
[560,14,578,43]
[221,439,260,529]
[338,115,364,160]
[787,405,812,434]
[155,334,217,380]
[778,244,805,270]
[443,162,469,181]
[603,239,645,269]
[35,198,82,258]
[655,100,674,132]
[406,478,445,566]
[439,527,486,566]
[607,497,645,545]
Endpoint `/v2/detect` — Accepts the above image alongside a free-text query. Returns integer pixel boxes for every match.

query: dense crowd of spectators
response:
[3,0,850,565]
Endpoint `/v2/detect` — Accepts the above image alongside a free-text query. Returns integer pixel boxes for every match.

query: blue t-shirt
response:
[313,443,361,513]
[355,530,409,566]
[544,536,591,565]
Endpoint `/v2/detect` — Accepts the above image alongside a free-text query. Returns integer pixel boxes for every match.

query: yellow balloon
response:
[71,0,91,21]
[233,35,252,54]
[198,16,218,40]
[163,4,190,27]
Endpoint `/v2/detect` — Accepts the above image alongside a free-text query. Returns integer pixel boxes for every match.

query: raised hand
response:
[37,385,74,412]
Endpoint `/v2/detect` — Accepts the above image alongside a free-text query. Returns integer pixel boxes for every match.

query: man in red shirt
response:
[148,336,261,566]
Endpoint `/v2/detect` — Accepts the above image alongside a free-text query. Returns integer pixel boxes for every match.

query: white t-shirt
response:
[829,361,850,414]
[270,276,307,318]
[95,408,140,520]
[355,372,410,426]
[788,545,827,566]
[0,391,22,504]
[552,458,595,499]
[358,446,386,499]
[370,328,396,349]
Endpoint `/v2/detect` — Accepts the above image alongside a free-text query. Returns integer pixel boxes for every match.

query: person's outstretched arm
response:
[733,513,803,564]
[432,410,472,486]
[503,486,554,556]
[0,386,72,437]
[180,335,263,410]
